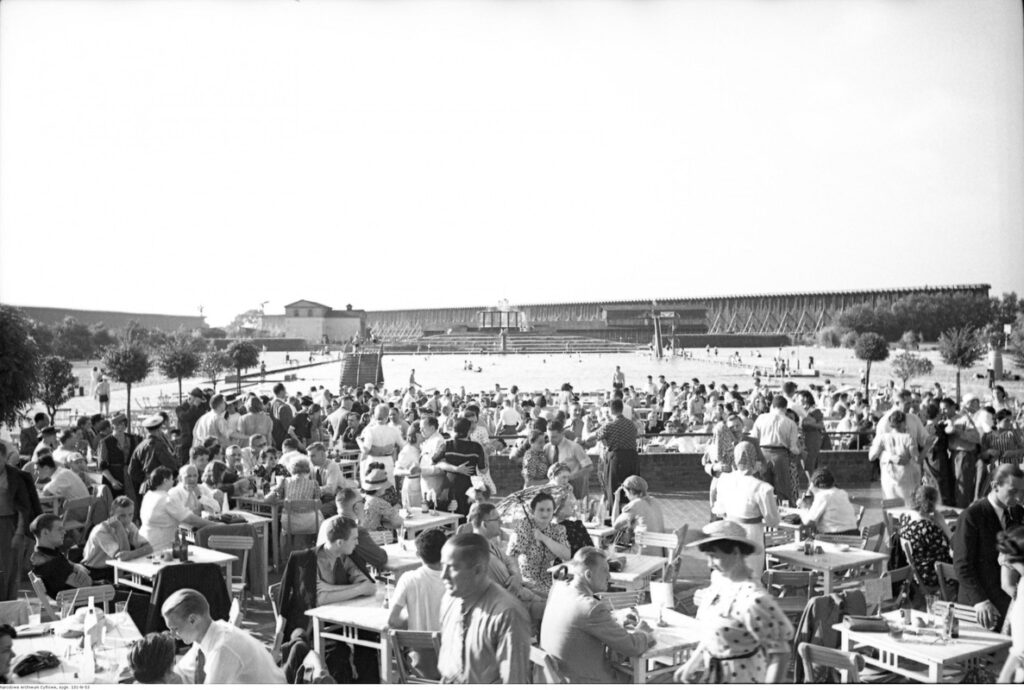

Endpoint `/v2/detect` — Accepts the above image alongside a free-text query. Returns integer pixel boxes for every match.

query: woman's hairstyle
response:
[128,632,177,683]
[529,430,546,446]
[997,525,1024,564]
[149,466,174,488]
[910,484,939,514]
[810,468,836,489]
[889,410,907,427]
[547,462,571,480]
[530,491,555,512]
[290,457,311,475]
[248,397,264,414]
[697,539,756,557]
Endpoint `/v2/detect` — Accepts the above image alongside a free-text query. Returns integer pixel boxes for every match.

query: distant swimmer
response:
[475,367,482,373]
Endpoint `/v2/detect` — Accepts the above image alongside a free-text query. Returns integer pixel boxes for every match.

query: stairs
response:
[385,332,641,355]
[339,347,385,389]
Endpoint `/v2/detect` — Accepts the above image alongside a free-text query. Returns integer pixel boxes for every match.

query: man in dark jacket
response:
[0,441,42,600]
[128,415,179,497]
[175,388,209,467]
[19,412,49,459]
[954,463,1024,629]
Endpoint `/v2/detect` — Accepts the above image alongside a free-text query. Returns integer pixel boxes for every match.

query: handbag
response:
[845,615,889,633]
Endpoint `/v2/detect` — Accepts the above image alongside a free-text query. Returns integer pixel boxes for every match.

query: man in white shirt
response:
[191,394,230,448]
[387,529,447,679]
[52,429,80,467]
[309,442,355,497]
[545,420,592,500]
[497,399,523,435]
[82,496,152,577]
[875,389,929,451]
[749,396,802,504]
[798,468,859,535]
[164,588,285,684]
[35,455,90,501]
[418,416,448,509]
[169,465,220,516]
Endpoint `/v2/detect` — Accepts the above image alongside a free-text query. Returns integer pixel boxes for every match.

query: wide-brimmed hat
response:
[141,414,165,429]
[361,467,389,492]
[686,520,758,553]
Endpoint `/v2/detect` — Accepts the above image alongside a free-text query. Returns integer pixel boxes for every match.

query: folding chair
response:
[530,645,569,684]
[282,499,321,558]
[369,530,396,546]
[797,642,865,683]
[389,630,442,684]
[815,534,864,549]
[55,584,116,614]
[268,582,286,663]
[763,569,818,622]
[206,534,254,612]
[27,572,58,622]
[935,562,958,602]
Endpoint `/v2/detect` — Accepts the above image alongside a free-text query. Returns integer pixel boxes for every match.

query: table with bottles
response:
[400,508,463,540]
[306,583,396,684]
[9,608,141,684]
[109,544,237,596]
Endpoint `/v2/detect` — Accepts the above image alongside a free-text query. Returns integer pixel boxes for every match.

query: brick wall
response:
[489,450,872,495]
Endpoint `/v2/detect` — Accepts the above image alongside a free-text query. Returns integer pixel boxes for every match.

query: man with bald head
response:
[437,533,530,684]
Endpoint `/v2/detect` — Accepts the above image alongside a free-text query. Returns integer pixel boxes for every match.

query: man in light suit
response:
[540,547,655,683]
[954,463,1024,629]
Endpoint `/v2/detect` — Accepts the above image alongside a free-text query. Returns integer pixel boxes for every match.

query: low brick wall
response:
[489,449,872,495]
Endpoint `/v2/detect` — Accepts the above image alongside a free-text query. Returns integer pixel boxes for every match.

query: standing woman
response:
[675,521,794,684]
[394,421,423,508]
[359,404,403,506]
[239,398,274,447]
[799,390,827,475]
[869,410,920,503]
[98,413,139,500]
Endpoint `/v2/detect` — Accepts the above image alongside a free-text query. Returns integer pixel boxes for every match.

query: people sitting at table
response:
[82,496,152,580]
[127,631,178,684]
[467,502,546,624]
[797,468,860,536]
[997,525,1024,683]
[170,465,221,516]
[387,528,447,680]
[139,467,216,551]
[896,484,952,589]
[508,492,571,597]
[162,588,285,684]
[437,533,531,684]
[540,546,655,683]
[674,520,794,684]
[308,442,355,500]
[34,454,89,502]
[954,463,1024,630]
[361,465,404,532]
[712,442,780,579]
[612,475,666,555]
[317,488,388,572]
[28,513,94,598]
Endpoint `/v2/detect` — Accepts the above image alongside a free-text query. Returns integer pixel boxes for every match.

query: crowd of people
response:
[2,363,1024,683]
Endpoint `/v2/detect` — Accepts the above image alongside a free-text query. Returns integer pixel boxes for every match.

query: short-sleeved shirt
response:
[437,582,531,684]
[139,490,193,550]
[594,415,638,451]
[802,487,858,534]
[43,467,90,501]
[82,520,147,569]
[392,565,445,631]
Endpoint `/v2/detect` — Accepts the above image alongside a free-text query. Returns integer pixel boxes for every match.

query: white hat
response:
[142,414,164,429]
[686,520,758,553]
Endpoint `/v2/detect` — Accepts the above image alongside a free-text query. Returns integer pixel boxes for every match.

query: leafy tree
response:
[0,305,42,427]
[937,327,986,404]
[990,292,1021,328]
[200,348,230,389]
[89,323,117,352]
[853,332,890,401]
[834,304,898,340]
[54,316,95,361]
[28,320,55,358]
[37,355,76,420]
[226,339,260,393]
[816,326,843,348]
[889,351,934,389]
[840,330,859,349]
[101,330,152,426]
[897,330,920,351]
[1010,314,1024,369]
[227,309,263,336]
[158,335,202,404]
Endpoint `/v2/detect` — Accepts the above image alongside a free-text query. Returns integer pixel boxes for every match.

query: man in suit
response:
[953,462,1024,629]
[19,412,49,459]
[540,547,655,683]
[0,442,42,600]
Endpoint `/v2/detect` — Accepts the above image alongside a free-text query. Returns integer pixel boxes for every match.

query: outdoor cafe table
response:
[766,540,887,593]
[611,603,702,684]
[234,495,282,568]
[833,609,1011,683]
[307,585,394,683]
[401,509,462,540]
[586,523,617,547]
[109,545,237,597]
[379,541,424,581]
[10,610,142,684]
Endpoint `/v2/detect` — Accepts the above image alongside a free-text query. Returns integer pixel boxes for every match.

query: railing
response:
[488,430,868,452]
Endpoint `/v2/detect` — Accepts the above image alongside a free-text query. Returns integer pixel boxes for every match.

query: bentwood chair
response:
[389,630,442,684]
[595,590,643,610]
[763,569,818,622]
[935,562,959,602]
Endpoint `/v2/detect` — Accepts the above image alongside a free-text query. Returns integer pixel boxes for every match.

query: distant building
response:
[262,300,367,344]
[10,305,206,332]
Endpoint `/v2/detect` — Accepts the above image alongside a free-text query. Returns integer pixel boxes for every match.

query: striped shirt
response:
[594,415,637,451]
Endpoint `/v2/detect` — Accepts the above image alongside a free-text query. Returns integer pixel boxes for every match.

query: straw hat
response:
[361,466,389,492]
[686,520,758,554]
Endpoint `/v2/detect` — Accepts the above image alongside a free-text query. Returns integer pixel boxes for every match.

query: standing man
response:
[418,416,448,511]
[269,383,294,451]
[19,413,49,459]
[749,396,801,505]
[98,412,138,499]
[128,415,179,497]
[0,447,41,600]
[437,534,531,684]
[176,388,209,466]
[953,463,1024,630]
[583,399,639,510]
[947,394,984,508]
[612,366,626,391]
[545,420,592,500]
[191,395,230,449]
[433,418,484,516]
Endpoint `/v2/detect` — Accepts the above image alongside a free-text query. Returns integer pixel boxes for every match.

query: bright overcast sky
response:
[1,0,1022,327]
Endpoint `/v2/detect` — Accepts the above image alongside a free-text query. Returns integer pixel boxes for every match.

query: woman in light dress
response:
[869,410,920,503]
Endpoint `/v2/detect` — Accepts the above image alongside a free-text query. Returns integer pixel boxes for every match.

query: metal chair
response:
[282,499,321,558]
[595,590,643,610]
[55,584,116,614]
[797,642,865,683]
[934,562,959,602]
[206,534,254,611]
[389,630,442,683]
[530,645,569,684]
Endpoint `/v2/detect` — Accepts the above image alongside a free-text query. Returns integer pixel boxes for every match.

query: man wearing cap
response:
[947,394,985,507]
[191,394,230,449]
[128,414,180,497]
[582,399,639,509]
[176,388,209,466]
[98,412,139,499]
[749,396,801,504]
[541,546,654,683]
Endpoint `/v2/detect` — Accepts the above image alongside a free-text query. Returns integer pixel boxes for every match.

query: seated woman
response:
[547,463,578,521]
[272,457,322,548]
[508,492,571,597]
[128,632,179,684]
[798,468,859,536]
[139,467,216,551]
[612,476,666,556]
[521,430,549,489]
[897,485,952,589]
[361,464,405,532]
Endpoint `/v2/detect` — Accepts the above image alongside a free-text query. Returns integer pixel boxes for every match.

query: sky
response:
[1,0,1022,327]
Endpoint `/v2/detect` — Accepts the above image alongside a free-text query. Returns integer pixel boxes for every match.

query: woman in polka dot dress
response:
[675,520,794,684]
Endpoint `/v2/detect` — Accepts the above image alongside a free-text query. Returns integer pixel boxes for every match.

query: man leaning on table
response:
[954,463,1024,630]
[82,496,152,581]
[162,588,284,684]
[541,546,655,683]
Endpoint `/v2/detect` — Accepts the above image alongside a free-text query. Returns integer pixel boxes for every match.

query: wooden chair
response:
[268,582,286,663]
[55,584,116,614]
[763,569,818,622]
[854,504,866,528]
[60,496,98,543]
[530,645,569,684]
[860,522,886,553]
[877,566,914,614]
[797,642,865,683]
[389,630,442,684]
[206,534,254,611]
[27,572,58,622]
[228,597,243,627]
[935,562,958,602]
[815,534,864,549]
[282,499,321,557]
[899,539,940,597]
[595,590,643,610]
[635,529,679,559]
[369,530,396,546]
[932,600,976,623]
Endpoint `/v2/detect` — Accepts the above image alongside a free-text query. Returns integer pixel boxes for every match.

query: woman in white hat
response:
[361,463,404,532]
[675,520,793,684]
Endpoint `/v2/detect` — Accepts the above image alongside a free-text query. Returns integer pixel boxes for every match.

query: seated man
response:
[163,588,285,684]
[541,547,655,683]
[169,465,221,516]
[387,529,447,680]
[35,455,90,502]
[82,496,153,580]
[798,468,859,536]
[467,502,545,624]
[317,488,388,573]
[28,513,94,598]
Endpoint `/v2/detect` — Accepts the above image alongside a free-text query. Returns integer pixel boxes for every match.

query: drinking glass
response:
[60,600,75,620]
[115,601,129,616]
